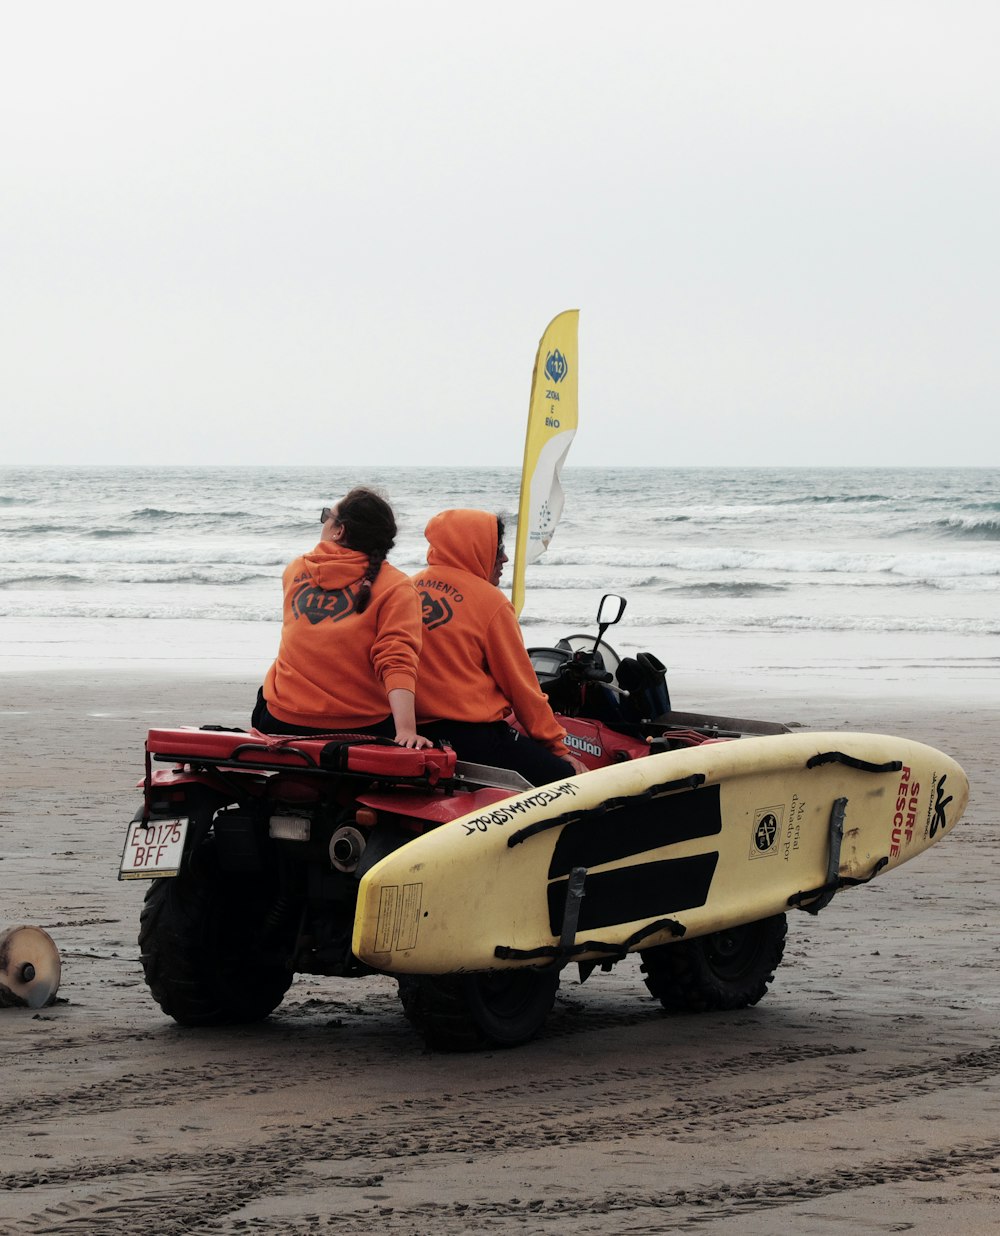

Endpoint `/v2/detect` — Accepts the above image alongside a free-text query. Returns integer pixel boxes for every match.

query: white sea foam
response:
[2,464,998,675]
[540,545,1000,578]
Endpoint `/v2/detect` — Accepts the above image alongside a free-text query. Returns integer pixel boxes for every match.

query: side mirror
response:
[594,593,626,653]
[596,594,626,629]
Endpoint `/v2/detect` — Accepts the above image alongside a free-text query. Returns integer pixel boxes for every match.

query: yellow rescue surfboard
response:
[353,732,967,975]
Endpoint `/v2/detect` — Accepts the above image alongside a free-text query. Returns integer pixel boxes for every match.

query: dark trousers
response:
[251,687,394,738]
[417,719,574,787]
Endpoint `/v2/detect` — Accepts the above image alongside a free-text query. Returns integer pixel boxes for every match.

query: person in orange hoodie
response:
[410,509,579,784]
[253,487,430,748]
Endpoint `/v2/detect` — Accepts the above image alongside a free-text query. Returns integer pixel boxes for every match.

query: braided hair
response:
[333,487,397,614]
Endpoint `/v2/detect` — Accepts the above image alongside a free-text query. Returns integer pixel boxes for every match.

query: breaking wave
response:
[933,517,1000,541]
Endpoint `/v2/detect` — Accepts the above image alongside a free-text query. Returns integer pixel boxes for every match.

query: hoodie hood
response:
[424,509,498,581]
[300,541,371,590]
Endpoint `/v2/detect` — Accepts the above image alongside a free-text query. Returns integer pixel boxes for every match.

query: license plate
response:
[119,817,188,880]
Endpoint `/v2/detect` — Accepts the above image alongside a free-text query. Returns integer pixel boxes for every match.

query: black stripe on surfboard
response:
[546,784,722,880]
[546,852,719,936]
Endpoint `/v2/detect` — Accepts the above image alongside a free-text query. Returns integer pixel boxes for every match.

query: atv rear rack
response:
[145,726,457,785]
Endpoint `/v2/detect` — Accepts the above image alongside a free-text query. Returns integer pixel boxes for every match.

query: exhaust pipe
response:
[329,826,366,873]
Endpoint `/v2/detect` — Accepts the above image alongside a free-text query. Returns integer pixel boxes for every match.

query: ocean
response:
[1,465,998,704]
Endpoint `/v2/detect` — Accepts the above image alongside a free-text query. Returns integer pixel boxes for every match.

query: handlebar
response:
[564,651,613,685]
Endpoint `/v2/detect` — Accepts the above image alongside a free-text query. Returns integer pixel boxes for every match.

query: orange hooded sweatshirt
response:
[263,541,421,730]
[411,510,569,758]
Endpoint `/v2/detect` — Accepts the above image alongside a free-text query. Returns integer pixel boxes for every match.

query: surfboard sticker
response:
[750,805,785,859]
[374,883,424,955]
[397,884,423,951]
[374,886,399,954]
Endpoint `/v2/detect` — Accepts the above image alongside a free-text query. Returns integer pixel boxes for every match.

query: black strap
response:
[806,751,903,774]
[792,796,847,914]
[493,915,686,963]
[319,735,399,770]
[789,856,890,912]
[558,868,588,963]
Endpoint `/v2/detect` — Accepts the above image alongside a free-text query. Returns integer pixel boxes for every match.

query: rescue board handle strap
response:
[789,791,890,913]
[505,773,707,849]
[494,915,686,964]
[806,752,904,774]
[558,867,587,962]
[795,795,848,914]
[838,856,889,887]
[788,856,890,912]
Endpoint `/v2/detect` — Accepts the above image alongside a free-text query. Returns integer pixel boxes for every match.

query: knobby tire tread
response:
[397,971,560,1052]
[640,913,787,1013]
[138,839,293,1026]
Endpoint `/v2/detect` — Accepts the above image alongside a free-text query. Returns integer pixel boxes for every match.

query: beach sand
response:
[1,670,998,1234]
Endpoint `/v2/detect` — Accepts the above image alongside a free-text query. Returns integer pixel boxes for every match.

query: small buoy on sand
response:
[0,925,62,1008]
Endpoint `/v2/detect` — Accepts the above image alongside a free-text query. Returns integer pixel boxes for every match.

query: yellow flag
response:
[511,309,579,617]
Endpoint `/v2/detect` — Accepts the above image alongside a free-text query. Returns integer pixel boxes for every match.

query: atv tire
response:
[139,837,294,1026]
[398,969,560,1051]
[640,913,787,1013]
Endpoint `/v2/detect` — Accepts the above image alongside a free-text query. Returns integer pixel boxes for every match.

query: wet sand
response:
[1,671,998,1234]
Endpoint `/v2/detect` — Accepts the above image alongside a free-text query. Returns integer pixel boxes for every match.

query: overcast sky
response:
[3,2,998,468]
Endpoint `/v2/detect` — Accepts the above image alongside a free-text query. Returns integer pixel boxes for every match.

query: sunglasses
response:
[320,507,333,525]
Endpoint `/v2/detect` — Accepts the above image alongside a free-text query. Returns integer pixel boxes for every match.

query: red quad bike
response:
[122,595,790,1051]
